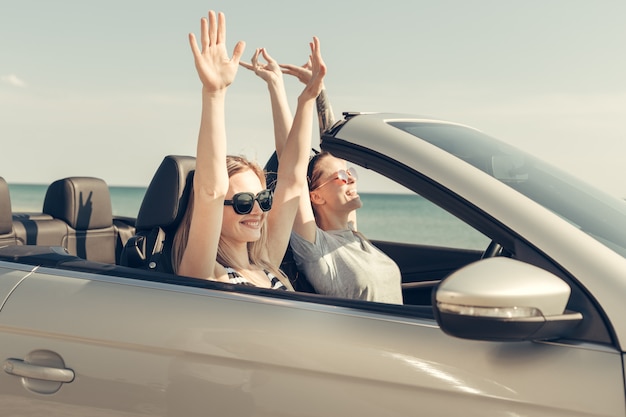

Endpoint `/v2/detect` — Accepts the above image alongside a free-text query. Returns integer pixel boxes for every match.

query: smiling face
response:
[221,170,267,245]
[309,154,362,215]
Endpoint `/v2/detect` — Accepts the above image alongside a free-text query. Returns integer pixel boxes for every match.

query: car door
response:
[2,261,625,417]
[0,264,30,304]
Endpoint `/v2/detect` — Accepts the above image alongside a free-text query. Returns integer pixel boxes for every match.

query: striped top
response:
[224,267,288,290]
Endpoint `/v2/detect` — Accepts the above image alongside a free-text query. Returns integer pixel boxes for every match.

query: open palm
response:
[188,11,245,92]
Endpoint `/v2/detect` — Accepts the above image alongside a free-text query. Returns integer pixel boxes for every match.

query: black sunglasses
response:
[224,189,273,214]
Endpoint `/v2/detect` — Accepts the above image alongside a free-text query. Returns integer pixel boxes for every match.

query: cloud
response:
[1,74,27,87]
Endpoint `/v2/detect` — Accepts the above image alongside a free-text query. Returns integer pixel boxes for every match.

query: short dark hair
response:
[307,150,332,190]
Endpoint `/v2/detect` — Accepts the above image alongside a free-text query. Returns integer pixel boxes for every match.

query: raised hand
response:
[298,37,326,102]
[188,11,245,93]
[279,57,313,85]
[240,48,283,84]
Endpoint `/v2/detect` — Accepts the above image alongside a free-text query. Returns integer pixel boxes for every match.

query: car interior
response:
[0,152,489,318]
[1,149,618,341]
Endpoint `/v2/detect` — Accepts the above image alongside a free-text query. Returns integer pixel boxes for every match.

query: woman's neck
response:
[316,211,351,231]
[220,239,254,269]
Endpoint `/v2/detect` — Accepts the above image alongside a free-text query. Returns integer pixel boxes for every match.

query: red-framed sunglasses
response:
[312,167,358,191]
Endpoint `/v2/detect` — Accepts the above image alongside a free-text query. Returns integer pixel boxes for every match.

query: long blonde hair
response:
[172,155,292,289]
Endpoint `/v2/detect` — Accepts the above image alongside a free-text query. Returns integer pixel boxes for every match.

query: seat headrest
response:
[136,155,196,232]
[0,177,13,234]
[43,177,113,230]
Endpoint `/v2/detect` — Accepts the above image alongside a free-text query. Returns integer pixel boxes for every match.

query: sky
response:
[1,0,625,196]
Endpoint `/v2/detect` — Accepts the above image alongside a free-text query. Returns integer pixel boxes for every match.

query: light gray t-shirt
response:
[290,227,403,304]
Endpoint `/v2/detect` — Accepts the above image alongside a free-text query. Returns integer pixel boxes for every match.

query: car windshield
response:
[389,121,626,258]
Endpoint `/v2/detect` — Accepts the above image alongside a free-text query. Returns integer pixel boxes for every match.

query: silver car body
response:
[2,112,626,416]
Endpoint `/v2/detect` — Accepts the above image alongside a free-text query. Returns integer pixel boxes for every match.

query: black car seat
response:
[120,155,195,273]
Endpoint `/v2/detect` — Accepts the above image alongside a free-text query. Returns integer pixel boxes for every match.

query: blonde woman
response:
[172,11,326,290]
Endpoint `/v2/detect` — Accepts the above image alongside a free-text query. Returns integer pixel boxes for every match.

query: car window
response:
[389,121,626,258]
[356,169,489,250]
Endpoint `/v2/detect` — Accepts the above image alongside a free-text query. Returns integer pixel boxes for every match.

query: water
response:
[8,183,147,220]
[356,193,489,249]
[7,184,488,250]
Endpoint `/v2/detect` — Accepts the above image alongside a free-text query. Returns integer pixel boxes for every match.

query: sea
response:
[7,184,489,251]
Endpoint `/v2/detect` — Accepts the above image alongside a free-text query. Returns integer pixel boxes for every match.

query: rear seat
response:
[0,177,22,246]
[42,177,119,263]
[9,176,134,264]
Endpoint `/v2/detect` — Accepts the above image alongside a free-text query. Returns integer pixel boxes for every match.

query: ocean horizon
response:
[7,183,489,250]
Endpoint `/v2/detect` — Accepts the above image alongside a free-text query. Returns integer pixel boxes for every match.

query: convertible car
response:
[2,112,626,416]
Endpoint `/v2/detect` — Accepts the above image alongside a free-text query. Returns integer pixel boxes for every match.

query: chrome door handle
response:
[3,358,75,383]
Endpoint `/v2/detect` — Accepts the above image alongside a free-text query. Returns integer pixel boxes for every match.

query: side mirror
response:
[434,257,582,342]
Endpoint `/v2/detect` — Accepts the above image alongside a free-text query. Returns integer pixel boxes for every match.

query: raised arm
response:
[177,11,245,280]
[240,48,293,158]
[280,60,336,137]
[281,58,345,241]
[265,37,326,266]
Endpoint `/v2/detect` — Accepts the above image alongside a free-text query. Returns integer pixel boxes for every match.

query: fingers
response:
[306,36,326,95]
[260,47,275,64]
[310,37,322,65]
[217,11,226,46]
[189,10,245,91]
[230,33,323,88]
[231,40,246,64]
[280,67,297,77]
[250,48,275,68]
[279,65,299,77]
[250,48,261,67]
[208,10,217,46]
[241,48,264,73]
[188,32,201,58]
[279,62,313,85]
[279,63,298,72]
[200,17,209,52]
[309,36,325,74]
[239,61,254,70]
[194,11,245,62]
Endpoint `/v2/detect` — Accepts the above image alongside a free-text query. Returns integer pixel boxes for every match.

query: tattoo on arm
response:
[316,89,336,137]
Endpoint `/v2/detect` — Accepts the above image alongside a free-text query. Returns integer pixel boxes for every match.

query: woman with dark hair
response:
[242,52,402,303]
